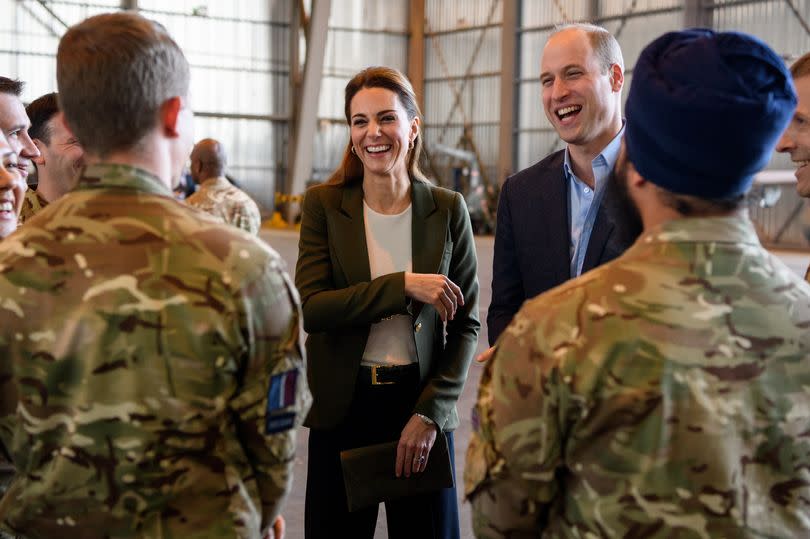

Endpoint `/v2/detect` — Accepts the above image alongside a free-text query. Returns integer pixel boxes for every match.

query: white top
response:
[361,200,418,367]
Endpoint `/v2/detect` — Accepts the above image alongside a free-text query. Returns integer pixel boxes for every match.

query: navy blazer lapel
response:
[539,153,572,282]
[582,202,615,273]
[411,181,445,275]
[331,182,371,285]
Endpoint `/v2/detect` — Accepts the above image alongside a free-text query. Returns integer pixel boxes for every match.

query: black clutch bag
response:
[339,434,454,512]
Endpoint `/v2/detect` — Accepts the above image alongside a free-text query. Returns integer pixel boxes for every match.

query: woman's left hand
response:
[395,414,438,478]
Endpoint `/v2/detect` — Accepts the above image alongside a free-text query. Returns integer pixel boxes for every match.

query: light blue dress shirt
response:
[564,125,624,278]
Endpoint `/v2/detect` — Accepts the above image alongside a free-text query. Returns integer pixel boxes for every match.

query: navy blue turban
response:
[624,29,797,199]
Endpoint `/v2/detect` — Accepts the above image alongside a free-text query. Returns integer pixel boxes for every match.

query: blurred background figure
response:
[776,51,810,278]
[186,137,262,234]
[20,92,83,223]
[0,78,38,192]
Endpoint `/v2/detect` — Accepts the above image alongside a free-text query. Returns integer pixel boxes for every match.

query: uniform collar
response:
[639,215,760,246]
[77,163,173,197]
[200,176,230,188]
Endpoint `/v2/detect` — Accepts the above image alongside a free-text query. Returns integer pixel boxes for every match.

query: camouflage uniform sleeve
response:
[0,327,16,502]
[233,199,261,236]
[229,256,311,530]
[464,310,564,538]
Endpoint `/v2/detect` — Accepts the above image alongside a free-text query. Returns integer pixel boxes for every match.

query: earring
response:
[351,146,357,155]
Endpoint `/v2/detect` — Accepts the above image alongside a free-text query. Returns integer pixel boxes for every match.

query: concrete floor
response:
[258,228,810,539]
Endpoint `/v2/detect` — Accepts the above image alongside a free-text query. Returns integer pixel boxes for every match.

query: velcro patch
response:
[266,369,298,413]
[265,412,296,434]
[265,370,299,434]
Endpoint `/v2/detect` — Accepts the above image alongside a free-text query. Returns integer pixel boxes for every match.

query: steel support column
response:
[588,0,600,21]
[407,0,425,108]
[684,0,713,28]
[285,0,302,201]
[288,0,330,214]
[498,0,519,186]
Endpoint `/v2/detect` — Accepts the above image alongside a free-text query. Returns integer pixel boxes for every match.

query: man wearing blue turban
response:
[466,29,810,538]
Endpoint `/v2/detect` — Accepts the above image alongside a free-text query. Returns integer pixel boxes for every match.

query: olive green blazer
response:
[295,179,480,431]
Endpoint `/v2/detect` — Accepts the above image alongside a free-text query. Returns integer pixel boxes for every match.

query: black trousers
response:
[304,365,460,539]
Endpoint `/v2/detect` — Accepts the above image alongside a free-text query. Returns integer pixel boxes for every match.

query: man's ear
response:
[32,140,46,165]
[161,96,183,137]
[609,63,624,93]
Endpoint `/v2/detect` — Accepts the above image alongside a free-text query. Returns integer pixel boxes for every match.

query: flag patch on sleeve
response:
[265,370,298,434]
[266,412,296,434]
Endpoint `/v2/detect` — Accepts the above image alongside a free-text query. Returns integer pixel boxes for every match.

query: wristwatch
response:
[415,413,435,426]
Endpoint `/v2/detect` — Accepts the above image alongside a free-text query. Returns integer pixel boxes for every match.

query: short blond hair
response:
[552,23,625,73]
[57,12,190,157]
[791,52,810,79]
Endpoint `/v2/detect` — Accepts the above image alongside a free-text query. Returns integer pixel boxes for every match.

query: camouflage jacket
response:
[186,176,262,235]
[17,188,47,225]
[0,164,310,539]
[466,216,810,538]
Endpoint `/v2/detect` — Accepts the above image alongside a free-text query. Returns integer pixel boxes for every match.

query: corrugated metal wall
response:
[1,0,809,245]
[0,0,290,213]
[422,0,501,191]
[313,0,409,182]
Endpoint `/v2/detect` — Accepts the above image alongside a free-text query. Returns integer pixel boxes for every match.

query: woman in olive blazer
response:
[295,67,479,539]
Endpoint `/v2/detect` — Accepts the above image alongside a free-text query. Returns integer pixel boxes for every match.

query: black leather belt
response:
[360,363,418,385]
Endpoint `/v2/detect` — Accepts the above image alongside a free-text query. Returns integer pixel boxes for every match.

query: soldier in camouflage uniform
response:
[186,138,262,235]
[18,92,84,224]
[776,53,810,282]
[466,29,810,538]
[0,12,310,539]
[0,78,38,199]
[17,188,45,224]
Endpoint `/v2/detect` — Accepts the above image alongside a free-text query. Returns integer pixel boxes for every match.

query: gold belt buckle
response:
[371,365,396,385]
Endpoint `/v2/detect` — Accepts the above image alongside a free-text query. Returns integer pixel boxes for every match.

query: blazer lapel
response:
[582,201,615,273]
[539,157,572,282]
[411,181,445,275]
[331,182,371,285]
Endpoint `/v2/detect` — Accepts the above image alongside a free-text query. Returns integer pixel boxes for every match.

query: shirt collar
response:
[639,215,761,246]
[77,163,173,197]
[563,123,626,186]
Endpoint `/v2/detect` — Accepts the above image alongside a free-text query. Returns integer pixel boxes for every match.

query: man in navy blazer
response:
[487,23,639,346]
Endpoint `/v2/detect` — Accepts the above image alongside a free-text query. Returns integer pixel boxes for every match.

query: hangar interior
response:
[2,1,810,537]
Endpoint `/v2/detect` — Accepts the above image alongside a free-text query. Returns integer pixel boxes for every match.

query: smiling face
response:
[349,86,419,181]
[776,75,810,197]
[0,134,23,238]
[0,93,39,183]
[33,113,84,199]
[540,28,623,154]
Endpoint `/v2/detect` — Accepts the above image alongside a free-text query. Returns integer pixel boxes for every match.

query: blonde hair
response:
[791,52,810,79]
